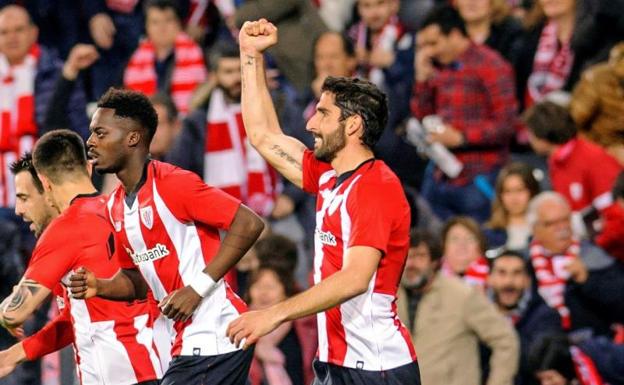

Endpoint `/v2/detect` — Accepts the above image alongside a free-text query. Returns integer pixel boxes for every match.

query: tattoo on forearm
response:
[1,280,41,327]
[244,55,255,66]
[270,144,302,171]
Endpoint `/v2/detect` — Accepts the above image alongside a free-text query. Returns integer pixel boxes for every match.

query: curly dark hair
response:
[321,76,388,150]
[97,88,159,145]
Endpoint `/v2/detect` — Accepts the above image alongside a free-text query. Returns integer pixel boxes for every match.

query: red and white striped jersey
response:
[301,150,417,371]
[107,160,247,357]
[24,194,163,385]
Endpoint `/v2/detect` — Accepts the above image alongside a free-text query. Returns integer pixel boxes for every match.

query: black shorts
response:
[160,348,253,385]
[312,360,421,385]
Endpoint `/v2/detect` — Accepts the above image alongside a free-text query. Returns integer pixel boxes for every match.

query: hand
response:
[89,13,116,50]
[565,257,589,284]
[63,44,99,80]
[159,286,202,322]
[6,326,24,340]
[0,343,26,379]
[185,24,205,43]
[69,267,98,299]
[311,72,328,99]
[271,194,295,220]
[427,125,465,148]
[415,41,435,82]
[226,308,284,350]
[238,19,278,56]
[369,48,395,68]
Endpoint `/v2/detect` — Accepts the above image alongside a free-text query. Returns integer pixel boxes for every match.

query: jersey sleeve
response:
[24,224,79,290]
[22,304,74,361]
[302,149,332,194]
[346,182,394,255]
[158,168,242,230]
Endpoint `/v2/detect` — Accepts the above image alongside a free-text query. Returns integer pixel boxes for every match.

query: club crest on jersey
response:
[316,228,337,246]
[140,206,154,229]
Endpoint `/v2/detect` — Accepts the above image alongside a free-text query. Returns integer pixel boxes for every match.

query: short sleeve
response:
[157,168,241,230]
[346,182,394,255]
[114,233,135,269]
[24,225,78,290]
[302,149,332,194]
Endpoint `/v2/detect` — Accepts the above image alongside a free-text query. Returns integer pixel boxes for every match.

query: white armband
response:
[189,272,217,298]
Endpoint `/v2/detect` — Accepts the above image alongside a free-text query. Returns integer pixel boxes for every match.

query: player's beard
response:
[314,122,347,163]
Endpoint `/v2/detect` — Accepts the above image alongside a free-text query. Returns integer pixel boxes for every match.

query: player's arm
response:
[0,342,26,379]
[239,19,307,188]
[0,278,51,329]
[160,204,264,321]
[69,267,148,302]
[227,245,381,348]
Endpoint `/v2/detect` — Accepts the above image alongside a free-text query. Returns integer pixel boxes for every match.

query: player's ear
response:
[345,114,363,137]
[127,130,141,147]
[37,172,52,193]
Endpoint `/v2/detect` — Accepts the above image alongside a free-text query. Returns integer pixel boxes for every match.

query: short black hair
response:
[489,250,529,274]
[313,31,356,58]
[97,88,159,145]
[522,101,577,144]
[420,4,468,36]
[32,129,88,184]
[410,229,443,262]
[321,76,388,149]
[144,0,182,22]
[255,234,298,274]
[10,152,43,194]
[528,334,576,381]
[208,40,239,71]
[150,93,178,123]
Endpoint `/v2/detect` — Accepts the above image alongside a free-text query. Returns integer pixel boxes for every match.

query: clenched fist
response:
[238,18,278,56]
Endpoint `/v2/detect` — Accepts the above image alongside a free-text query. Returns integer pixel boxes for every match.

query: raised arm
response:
[239,19,308,188]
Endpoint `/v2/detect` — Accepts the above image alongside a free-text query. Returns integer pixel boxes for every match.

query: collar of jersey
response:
[334,157,375,188]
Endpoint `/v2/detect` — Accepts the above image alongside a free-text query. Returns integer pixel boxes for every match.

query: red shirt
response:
[549,138,621,212]
[24,194,162,385]
[302,150,416,370]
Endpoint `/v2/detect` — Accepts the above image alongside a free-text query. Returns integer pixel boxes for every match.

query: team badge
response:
[140,206,154,229]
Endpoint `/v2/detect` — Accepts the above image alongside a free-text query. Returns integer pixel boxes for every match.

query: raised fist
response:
[238,19,278,56]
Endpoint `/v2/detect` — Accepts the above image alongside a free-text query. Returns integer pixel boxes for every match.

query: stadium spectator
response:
[569,42,624,149]
[441,216,490,289]
[149,93,181,159]
[487,251,562,385]
[523,101,621,238]
[514,0,624,110]
[168,41,278,218]
[484,162,541,250]
[397,229,519,385]
[596,172,624,263]
[228,20,421,383]
[526,191,624,335]
[84,0,145,98]
[124,0,207,115]
[246,266,317,385]
[454,0,523,62]
[412,5,517,222]
[0,4,89,248]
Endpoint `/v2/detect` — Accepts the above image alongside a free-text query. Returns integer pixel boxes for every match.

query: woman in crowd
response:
[441,216,490,289]
[246,266,317,385]
[485,162,541,250]
[455,0,524,62]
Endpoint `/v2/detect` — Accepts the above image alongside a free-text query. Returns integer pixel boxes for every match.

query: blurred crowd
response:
[1,0,624,384]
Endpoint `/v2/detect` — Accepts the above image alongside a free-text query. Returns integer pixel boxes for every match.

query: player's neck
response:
[53,179,98,212]
[117,154,149,194]
[331,146,375,177]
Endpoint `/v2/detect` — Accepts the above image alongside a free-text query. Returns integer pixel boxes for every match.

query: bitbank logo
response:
[316,228,337,246]
[129,243,171,265]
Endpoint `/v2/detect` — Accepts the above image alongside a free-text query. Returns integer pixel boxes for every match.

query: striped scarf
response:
[529,239,579,330]
[203,88,277,217]
[0,44,39,207]
[106,0,139,13]
[570,346,605,385]
[124,33,207,115]
[352,16,404,88]
[526,21,575,106]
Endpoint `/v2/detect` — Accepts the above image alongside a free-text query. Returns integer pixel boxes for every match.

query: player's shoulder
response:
[355,160,404,191]
[150,159,199,183]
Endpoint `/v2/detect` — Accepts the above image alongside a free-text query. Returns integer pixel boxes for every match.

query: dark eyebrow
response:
[317,107,330,114]
[16,193,28,199]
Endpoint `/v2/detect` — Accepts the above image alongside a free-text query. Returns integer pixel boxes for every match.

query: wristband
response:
[189,272,217,298]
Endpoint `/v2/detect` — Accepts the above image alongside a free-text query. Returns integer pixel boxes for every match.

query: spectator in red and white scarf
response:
[124,0,207,116]
[441,216,490,290]
[526,191,624,337]
[167,41,278,218]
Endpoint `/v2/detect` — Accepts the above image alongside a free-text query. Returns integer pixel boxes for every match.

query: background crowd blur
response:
[1,0,624,384]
